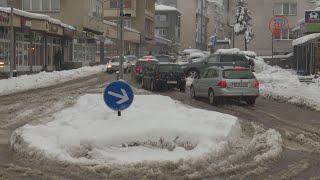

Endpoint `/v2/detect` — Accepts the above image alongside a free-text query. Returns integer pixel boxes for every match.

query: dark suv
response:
[181,54,253,78]
[142,63,186,92]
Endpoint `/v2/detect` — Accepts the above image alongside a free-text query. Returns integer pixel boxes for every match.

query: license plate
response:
[233,82,248,88]
[167,81,177,84]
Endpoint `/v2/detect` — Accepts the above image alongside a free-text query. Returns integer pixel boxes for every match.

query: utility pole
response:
[9,6,14,78]
[200,0,204,50]
[118,0,124,80]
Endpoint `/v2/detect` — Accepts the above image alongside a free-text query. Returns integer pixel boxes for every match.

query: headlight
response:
[0,62,4,65]
[107,64,112,68]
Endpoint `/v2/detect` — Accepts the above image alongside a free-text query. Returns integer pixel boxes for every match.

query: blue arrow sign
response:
[103,81,134,111]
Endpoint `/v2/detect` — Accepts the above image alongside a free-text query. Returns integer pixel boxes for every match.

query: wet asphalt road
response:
[0,73,320,179]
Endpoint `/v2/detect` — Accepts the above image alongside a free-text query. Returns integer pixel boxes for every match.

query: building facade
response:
[228,0,314,56]
[0,7,75,75]
[177,0,208,51]
[104,0,155,56]
[8,0,105,67]
[155,4,181,53]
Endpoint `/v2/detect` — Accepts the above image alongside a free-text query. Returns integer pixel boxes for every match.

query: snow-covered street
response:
[0,71,319,179]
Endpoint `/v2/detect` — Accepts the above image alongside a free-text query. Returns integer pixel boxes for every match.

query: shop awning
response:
[292,33,320,46]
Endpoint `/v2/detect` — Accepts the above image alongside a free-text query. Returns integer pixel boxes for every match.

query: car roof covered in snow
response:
[214,48,246,56]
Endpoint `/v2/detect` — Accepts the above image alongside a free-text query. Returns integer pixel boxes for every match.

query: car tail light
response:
[233,67,245,71]
[217,80,227,88]
[155,72,161,80]
[135,66,142,74]
[254,80,260,88]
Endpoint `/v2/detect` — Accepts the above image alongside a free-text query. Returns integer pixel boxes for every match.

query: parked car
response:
[154,55,173,63]
[106,56,129,73]
[131,58,158,82]
[190,66,259,105]
[181,52,253,78]
[141,63,186,92]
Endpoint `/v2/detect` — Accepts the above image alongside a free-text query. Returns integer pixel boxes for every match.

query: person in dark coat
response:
[54,49,62,71]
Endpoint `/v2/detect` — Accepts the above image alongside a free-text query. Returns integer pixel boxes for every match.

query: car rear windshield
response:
[158,65,182,72]
[223,69,255,79]
[156,56,171,63]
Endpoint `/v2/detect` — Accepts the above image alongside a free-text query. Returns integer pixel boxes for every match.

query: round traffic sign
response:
[103,81,134,111]
[269,16,290,37]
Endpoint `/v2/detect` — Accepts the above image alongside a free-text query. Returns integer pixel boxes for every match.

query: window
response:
[160,15,167,22]
[51,0,60,11]
[274,3,297,16]
[208,55,219,63]
[0,0,7,7]
[221,55,234,62]
[22,0,60,11]
[42,0,50,11]
[124,19,132,28]
[110,0,132,8]
[155,28,167,37]
[207,69,219,78]
[89,0,103,19]
[32,0,41,11]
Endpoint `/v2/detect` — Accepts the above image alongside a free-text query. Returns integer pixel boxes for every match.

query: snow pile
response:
[254,57,320,111]
[11,95,241,165]
[0,66,106,96]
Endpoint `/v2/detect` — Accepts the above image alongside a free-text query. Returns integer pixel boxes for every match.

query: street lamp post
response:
[118,0,124,80]
[9,1,14,78]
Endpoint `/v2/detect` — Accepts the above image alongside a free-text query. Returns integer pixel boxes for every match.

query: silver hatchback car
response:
[190,66,260,105]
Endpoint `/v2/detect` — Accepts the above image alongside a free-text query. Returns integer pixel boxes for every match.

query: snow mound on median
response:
[254,57,320,111]
[11,95,241,165]
[0,65,106,96]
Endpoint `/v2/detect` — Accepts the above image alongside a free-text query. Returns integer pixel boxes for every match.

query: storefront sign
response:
[21,17,32,27]
[304,11,320,33]
[0,12,9,25]
[305,11,320,23]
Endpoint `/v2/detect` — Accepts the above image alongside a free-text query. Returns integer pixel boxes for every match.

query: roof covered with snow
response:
[155,4,182,14]
[292,33,320,46]
[0,7,75,30]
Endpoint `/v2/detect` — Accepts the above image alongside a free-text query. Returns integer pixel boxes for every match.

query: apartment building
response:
[177,0,208,50]
[104,0,155,56]
[228,0,314,56]
[6,0,106,67]
[155,4,181,53]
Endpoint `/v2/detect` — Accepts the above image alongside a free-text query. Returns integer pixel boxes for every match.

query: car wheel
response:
[150,80,156,92]
[187,69,199,78]
[246,97,256,106]
[209,90,220,106]
[180,86,186,92]
[190,86,197,99]
[141,78,145,89]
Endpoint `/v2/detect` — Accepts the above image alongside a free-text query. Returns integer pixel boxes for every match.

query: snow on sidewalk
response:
[0,65,106,96]
[11,94,241,165]
[254,57,320,111]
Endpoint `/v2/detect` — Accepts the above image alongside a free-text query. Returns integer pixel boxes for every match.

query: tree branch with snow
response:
[233,0,254,50]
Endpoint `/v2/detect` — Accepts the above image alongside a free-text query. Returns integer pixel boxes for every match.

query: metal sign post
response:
[9,6,14,78]
[119,0,124,80]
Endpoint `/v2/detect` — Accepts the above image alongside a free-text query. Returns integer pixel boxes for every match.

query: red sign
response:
[269,16,290,37]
